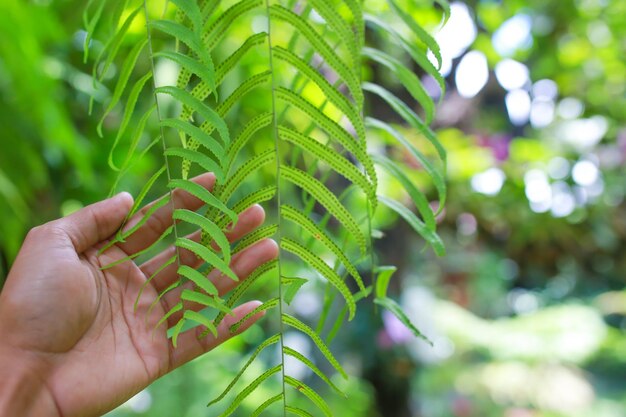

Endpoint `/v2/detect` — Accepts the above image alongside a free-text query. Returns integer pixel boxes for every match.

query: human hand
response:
[0,173,278,417]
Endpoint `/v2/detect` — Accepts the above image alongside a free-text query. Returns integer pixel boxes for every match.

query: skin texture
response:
[0,173,278,417]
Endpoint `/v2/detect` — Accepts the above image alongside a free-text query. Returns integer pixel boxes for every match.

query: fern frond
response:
[285,375,332,417]
[269,5,363,107]
[217,149,276,205]
[165,147,224,181]
[209,334,281,406]
[281,205,364,291]
[233,224,278,255]
[168,179,236,223]
[282,314,347,379]
[176,237,237,281]
[366,116,446,210]
[283,237,357,319]
[378,195,445,256]
[388,0,443,69]
[283,346,344,396]
[98,38,148,135]
[107,72,153,170]
[362,47,435,124]
[229,297,279,332]
[202,0,264,49]
[272,46,364,141]
[362,83,446,171]
[177,265,219,295]
[160,118,225,159]
[94,5,143,80]
[365,14,445,95]
[371,154,436,231]
[278,126,376,208]
[374,297,432,345]
[155,86,228,143]
[280,166,366,254]
[212,260,278,328]
[285,406,315,417]
[281,276,308,305]
[216,364,282,416]
[250,394,284,417]
[275,87,377,190]
[87,0,450,414]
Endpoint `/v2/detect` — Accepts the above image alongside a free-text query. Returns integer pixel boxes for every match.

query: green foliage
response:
[83,0,447,414]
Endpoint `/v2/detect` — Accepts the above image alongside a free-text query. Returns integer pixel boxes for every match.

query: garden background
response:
[1,0,626,416]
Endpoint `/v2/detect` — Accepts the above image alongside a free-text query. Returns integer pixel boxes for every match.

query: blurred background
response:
[2,0,626,416]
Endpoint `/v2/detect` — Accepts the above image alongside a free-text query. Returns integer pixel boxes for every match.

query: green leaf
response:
[155,86,228,144]
[362,83,446,168]
[218,149,276,205]
[362,47,434,124]
[273,46,365,142]
[388,0,443,69]
[154,51,215,92]
[176,238,238,281]
[150,19,215,84]
[275,87,377,190]
[156,301,182,330]
[286,406,314,417]
[278,125,375,208]
[177,265,218,295]
[209,334,281,406]
[281,276,308,305]
[372,153,436,231]
[282,314,347,379]
[98,38,148,136]
[165,148,224,181]
[173,208,231,262]
[229,298,279,333]
[285,376,332,417]
[233,224,278,255]
[280,166,366,255]
[212,260,278,330]
[181,289,230,314]
[107,72,153,170]
[171,317,186,348]
[134,255,177,312]
[374,296,432,345]
[281,205,365,291]
[169,0,202,33]
[168,179,237,225]
[283,347,345,396]
[183,309,217,337]
[202,0,264,49]
[160,118,224,158]
[375,266,397,299]
[365,14,445,96]
[378,195,445,256]
[250,394,284,417]
[216,365,282,416]
[94,5,143,79]
[282,238,356,320]
[366,116,446,211]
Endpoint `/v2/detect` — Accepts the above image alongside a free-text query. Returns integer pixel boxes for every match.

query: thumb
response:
[51,192,134,253]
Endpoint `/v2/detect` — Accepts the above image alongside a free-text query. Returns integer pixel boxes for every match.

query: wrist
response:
[0,347,60,417]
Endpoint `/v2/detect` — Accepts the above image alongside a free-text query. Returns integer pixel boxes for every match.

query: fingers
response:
[117,173,216,255]
[162,239,278,325]
[168,300,265,371]
[41,192,134,253]
[140,204,266,292]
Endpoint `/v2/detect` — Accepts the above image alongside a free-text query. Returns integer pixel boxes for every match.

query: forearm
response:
[0,349,60,417]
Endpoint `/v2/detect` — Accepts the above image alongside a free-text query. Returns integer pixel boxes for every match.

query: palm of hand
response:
[0,175,276,417]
